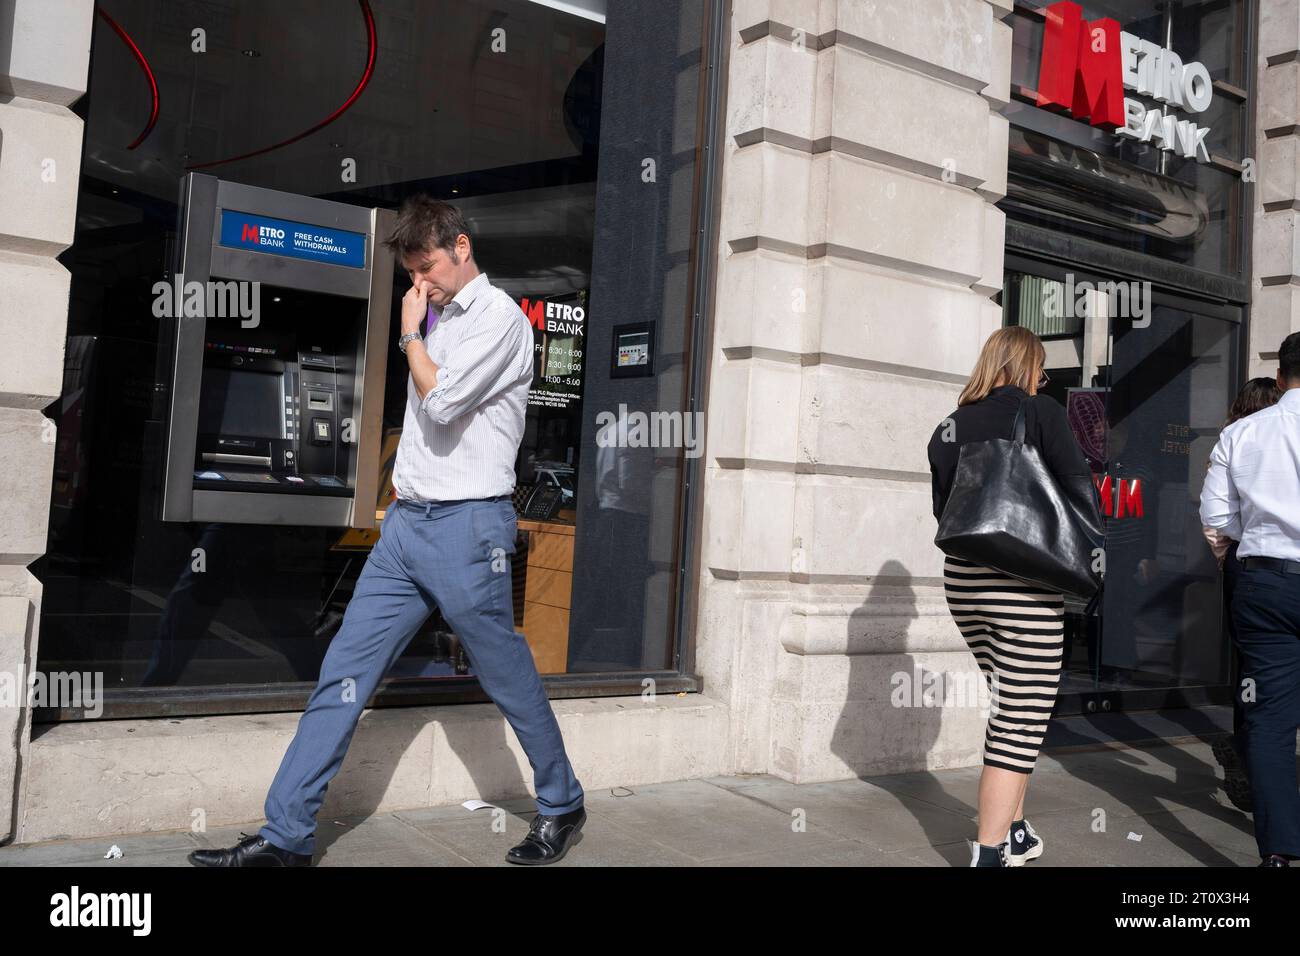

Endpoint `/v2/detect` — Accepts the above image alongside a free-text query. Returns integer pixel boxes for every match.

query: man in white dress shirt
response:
[191,195,585,868]
[1200,331,1300,867]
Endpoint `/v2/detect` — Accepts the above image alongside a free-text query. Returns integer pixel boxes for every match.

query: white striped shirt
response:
[1200,387,1300,562]
[391,272,533,502]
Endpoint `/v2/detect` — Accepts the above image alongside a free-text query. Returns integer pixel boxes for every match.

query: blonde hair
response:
[958,326,1046,406]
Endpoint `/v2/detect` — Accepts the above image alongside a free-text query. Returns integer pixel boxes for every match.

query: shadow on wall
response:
[830,559,989,858]
[831,560,944,780]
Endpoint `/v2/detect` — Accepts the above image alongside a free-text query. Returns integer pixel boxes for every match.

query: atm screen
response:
[197,368,285,439]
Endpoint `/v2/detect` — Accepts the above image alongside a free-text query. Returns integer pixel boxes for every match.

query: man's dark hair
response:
[383,195,473,262]
[1281,331,1300,383]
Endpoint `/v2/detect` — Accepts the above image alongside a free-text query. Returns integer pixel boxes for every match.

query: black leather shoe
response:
[1259,855,1291,867]
[188,831,312,867]
[505,807,586,865]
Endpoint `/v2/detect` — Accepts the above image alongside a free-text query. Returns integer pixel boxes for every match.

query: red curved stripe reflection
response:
[186,0,377,170]
[97,6,159,150]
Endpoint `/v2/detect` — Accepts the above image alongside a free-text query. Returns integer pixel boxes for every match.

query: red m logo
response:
[1036,1,1125,130]
[241,223,259,243]
[519,298,546,331]
[1094,474,1144,519]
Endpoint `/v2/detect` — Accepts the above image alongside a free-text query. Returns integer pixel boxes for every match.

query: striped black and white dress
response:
[942,555,1064,774]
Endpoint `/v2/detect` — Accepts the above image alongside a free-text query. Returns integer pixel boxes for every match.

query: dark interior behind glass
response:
[36,0,710,717]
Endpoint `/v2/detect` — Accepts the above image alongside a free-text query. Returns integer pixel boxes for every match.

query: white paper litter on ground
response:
[104,844,123,859]
[1126,832,1143,842]
[462,800,500,812]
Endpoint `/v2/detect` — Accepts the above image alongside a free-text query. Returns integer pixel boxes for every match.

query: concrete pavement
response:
[0,738,1272,866]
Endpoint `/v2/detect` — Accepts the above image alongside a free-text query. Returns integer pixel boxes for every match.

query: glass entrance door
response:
[1003,259,1242,712]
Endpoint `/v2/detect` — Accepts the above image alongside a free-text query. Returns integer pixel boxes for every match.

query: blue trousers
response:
[260,496,584,856]
[1230,564,1300,860]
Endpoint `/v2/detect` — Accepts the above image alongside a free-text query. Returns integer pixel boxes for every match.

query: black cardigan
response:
[926,384,1092,522]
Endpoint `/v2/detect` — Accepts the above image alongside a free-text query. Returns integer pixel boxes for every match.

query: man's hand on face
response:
[401,281,431,337]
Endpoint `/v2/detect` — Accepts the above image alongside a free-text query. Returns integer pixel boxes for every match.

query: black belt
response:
[1241,557,1300,575]
[397,493,511,507]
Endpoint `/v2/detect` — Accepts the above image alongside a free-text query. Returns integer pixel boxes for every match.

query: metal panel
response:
[350,206,396,529]
[159,173,218,522]
[160,173,394,528]
[191,489,352,526]
[208,246,372,299]
[676,0,726,680]
[208,179,374,297]
[214,178,375,254]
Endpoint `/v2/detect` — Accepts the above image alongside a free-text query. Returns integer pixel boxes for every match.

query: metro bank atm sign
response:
[219,210,367,268]
[1036,0,1215,163]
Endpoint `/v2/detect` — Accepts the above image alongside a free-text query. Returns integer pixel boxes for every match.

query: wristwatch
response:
[397,331,422,354]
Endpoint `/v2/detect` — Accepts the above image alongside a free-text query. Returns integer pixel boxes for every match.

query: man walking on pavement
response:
[1200,331,1300,868]
[190,195,586,867]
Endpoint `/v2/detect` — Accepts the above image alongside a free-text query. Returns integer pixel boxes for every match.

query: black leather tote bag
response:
[934,399,1104,599]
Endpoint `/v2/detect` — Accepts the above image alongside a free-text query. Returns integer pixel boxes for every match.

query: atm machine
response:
[158,173,395,527]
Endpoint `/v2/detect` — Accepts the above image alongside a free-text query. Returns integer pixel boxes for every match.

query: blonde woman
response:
[926,326,1097,868]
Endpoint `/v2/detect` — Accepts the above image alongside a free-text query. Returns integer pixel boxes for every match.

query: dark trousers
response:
[1230,564,1300,859]
[1223,544,1248,760]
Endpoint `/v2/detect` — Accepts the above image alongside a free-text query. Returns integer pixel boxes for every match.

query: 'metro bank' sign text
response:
[1036,0,1214,163]
[218,210,367,268]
